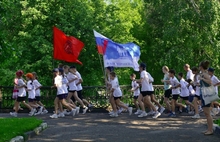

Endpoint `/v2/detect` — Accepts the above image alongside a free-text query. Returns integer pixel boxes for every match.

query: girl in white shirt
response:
[32,72,48,115]
[50,68,77,119]
[130,73,140,114]
[109,72,132,117]
[177,73,194,113]
[10,70,35,117]
[65,66,87,114]
[191,67,202,119]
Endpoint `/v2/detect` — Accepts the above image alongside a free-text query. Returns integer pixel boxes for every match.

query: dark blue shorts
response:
[57,94,65,100]
[16,96,26,102]
[188,95,194,102]
[133,96,138,99]
[28,98,35,102]
[35,96,41,102]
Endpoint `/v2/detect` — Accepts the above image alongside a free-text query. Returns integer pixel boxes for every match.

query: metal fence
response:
[0,85,164,110]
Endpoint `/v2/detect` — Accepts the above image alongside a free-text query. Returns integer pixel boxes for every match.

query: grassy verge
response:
[214,118,220,126]
[0,117,42,142]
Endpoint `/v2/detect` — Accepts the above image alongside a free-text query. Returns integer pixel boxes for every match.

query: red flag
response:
[53,26,84,64]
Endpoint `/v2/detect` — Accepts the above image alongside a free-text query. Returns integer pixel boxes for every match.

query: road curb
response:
[10,122,47,142]
[213,124,220,135]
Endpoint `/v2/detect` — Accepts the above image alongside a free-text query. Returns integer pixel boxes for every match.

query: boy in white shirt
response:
[136,63,161,118]
[168,69,181,117]
[130,73,141,114]
[109,72,132,117]
[177,73,194,113]
[184,64,194,81]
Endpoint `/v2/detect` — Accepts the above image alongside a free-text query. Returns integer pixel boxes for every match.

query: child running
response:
[168,69,181,117]
[130,73,141,114]
[177,72,194,113]
[191,67,202,119]
[10,70,35,117]
[25,73,42,115]
[32,72,48,115]
[50,68,77,118]
[137,63,161,118]
[109,72,132,117]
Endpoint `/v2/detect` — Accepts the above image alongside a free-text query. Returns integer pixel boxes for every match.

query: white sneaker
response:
[10,112,17,117]
[38,106,43,114]
[72,109,76,116]
[50,113,58,119]
[199,108,203,113]
[110,112,118,117]
[148,110,155,116]
[34,111,42,116]
[188,111,194,115]
[192,114,200,119]
[155,106,159,111]
[76,107,80,115]
[63,109,71,115]
[29,109,36,116]
[212,108,218,116]
[41,110,48,114]
[82,107,88,114]
[152,111,161,118]
[134,110,142,115]
[109,111,114,115]
[160,107,165,114]
[58,112,65,118]
[138,112,148,118]
[128,107,132,115]
[117,109,123,114]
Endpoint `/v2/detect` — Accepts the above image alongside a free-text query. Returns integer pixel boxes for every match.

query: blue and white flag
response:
[93,30,141,71]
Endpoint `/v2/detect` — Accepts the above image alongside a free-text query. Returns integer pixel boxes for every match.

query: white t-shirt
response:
[66,72,78,91]
[179,78,189,97]
[131,80,140,96]
[194,75,200,96]
[62,76,69,94]
[54,75,67,95]
[17,79,26,97]
[75,71,83,91]
[27,80,35,99]
[33,79,42,96]
[187,70,194,81]
[148,73,154,91]
[140,70,152,91]
[170,76,180,95]
[111,77,122,97]
[211,75,220,94]
[188,85,195,96]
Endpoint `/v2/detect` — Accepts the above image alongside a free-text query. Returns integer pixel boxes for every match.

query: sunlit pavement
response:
[1,112,220,142]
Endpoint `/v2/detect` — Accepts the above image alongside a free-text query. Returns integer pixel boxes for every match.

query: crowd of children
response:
[10,62,220,129]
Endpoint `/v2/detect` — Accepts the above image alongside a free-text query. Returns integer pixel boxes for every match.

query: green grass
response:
[214,118,220,126]
[0,117,42,142]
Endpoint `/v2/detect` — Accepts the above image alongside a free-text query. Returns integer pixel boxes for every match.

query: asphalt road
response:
[17,112,220,142]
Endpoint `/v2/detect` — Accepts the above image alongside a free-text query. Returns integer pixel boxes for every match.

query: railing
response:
[0,85,164,111]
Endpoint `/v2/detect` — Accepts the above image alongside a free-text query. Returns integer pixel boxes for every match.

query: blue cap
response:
[58,68,64,72]
[70,65,76,69]
[208,67,215,72]
[140,63,146,69]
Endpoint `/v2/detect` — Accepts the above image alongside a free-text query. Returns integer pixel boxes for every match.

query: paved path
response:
[1,112,220,142]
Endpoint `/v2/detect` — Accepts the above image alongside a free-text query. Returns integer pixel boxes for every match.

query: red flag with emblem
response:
[53,26,84,64]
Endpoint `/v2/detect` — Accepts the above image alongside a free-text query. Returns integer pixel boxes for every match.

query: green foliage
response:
[0,0,219,86]
[0,117,42,142]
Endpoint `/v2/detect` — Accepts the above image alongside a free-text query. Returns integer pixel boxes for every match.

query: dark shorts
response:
[64,93,68,99]
[114,97,121,100]
[141,91,153,97]
[180,96,189,100]
[35,96,41,102]
[28,98,35,102]
[133,96,138,99]
[57,94,65,100]
[16,96,26,102]
[172,94,179,100]
[164,89,172,98]
[77,90,83,100]
[69,90,76,93]
[194,95,201,100]
[189,95,194,102]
